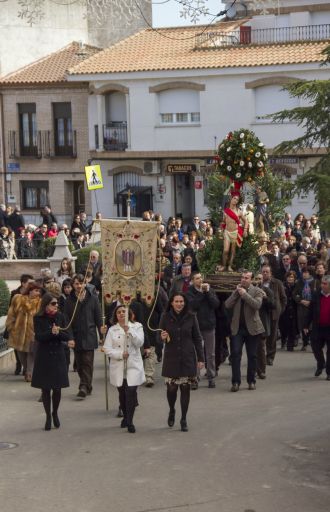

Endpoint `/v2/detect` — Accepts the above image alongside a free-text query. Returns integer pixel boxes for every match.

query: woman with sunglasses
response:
[32,293,75,431]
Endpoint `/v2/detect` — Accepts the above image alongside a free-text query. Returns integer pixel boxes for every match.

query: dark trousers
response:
[311,326,330,375]
[230,328,259,385]
[117,379,138,426]
[256,336,266,375]
[266,318,279,362]
[74,350,94,393]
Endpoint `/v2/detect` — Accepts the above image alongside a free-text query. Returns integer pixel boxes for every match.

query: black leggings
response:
[166,382,190,420]
[41,389,61,417]
[117,379,138,426]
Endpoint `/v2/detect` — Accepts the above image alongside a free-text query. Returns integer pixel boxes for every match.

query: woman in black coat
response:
[159,293,204,432]
[32,293,75,431]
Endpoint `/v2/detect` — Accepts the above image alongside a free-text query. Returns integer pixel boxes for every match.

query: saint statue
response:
[218,192,248,272]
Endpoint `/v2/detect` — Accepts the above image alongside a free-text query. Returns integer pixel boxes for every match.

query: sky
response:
[152,0,227,28]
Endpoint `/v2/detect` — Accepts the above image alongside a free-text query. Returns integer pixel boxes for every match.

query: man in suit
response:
[261,264,287,365]
[225,270,264,392]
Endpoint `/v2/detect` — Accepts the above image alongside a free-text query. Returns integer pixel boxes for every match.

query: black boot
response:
[180,419,188,432]
[45,415,52,431]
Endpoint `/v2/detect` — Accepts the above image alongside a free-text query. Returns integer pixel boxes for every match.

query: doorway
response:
[174,174,195,221]
[73,181,85,213]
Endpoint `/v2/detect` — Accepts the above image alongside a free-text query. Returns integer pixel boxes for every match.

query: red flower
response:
[133,234,140,239]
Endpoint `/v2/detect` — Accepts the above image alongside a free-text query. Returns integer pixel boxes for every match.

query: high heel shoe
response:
[168,409,175,428]
[52,412,60,429]
[45,415,52,431]
[180,419,188,432]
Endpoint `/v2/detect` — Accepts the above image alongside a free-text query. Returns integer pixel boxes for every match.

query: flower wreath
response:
[215,128,268,185]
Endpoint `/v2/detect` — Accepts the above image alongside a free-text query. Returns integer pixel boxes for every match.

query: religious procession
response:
[3,128,329,436]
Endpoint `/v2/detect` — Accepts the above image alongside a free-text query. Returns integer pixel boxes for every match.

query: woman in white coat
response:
[103,305,145,433]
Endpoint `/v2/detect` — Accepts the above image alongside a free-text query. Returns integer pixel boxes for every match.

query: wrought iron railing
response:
[8,130,42,158]
[102,122,128,151]
[195,24,330,48]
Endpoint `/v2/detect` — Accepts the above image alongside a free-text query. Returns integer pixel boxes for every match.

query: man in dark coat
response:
[261,264,287,366]
[7,207,25,238]
[305,275,330,379]
[186,273,219,388]
[64,274,103,398]
[254,272,275,379]
[169,263,192,296]
[41,206,57,229]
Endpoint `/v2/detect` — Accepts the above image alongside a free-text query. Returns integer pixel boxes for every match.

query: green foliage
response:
[197,234,259,275]
[217,128,267,182]
[37,237,56,258]
[72,244,102,273]
[268,53,330,230]
[0,279,10,317]
[37,237,75,258]
[255,172,295,229]
[205,174,232,225]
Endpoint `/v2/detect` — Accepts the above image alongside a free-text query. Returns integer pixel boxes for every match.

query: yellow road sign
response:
[85,165,104,190]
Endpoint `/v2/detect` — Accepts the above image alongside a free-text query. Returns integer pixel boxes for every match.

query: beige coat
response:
[225,285,264,336]
[5,295,41,352]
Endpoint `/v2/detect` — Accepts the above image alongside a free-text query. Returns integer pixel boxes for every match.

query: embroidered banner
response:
[100,220,159,305]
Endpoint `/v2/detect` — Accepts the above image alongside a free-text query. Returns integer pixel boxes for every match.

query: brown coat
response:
[5,295,41,352]
[225,285,264,336]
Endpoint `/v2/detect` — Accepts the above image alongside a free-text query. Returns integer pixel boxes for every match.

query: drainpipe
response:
[0,93,7,204]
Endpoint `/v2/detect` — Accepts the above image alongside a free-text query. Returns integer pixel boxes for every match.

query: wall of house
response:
[87,64,327,221]
[2,86,92,225]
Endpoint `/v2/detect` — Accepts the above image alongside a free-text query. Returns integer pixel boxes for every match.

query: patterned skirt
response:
[165,377,197,385]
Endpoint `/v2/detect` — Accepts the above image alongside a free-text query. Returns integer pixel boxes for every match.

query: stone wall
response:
[0,260,50,281]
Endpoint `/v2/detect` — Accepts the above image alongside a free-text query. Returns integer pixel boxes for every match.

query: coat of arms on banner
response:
[100,220,159,305]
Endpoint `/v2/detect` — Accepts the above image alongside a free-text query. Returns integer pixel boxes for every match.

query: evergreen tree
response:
[270,46,330,230]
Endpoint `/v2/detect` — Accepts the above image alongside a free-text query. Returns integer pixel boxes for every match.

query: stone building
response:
[0,42,101,224]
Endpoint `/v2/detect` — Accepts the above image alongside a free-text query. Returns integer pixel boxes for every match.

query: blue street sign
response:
[7,163,20,172]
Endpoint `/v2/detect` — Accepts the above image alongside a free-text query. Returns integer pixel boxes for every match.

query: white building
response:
[66,1,330,220]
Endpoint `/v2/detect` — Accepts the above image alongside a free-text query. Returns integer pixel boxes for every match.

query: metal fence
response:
[195,24,330,48]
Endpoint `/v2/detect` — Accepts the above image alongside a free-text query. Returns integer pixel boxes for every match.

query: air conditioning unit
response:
[143,160,161,175]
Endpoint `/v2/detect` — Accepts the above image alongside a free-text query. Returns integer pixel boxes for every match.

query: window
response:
[159,89,200,125]
[53,102,74,156]
[113,171,141,204]
[18,103,38,156]
[255,85,299,122]
[21,181,49,209]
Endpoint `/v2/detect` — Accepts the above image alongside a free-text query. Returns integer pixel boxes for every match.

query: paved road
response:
[1,346,329,512]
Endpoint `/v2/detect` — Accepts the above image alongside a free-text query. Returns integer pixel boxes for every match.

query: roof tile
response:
[67,22,328,76]
[0,42,101,85]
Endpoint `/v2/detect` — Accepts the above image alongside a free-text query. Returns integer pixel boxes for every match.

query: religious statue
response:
[255,185,269,235]
[218,192,248,272]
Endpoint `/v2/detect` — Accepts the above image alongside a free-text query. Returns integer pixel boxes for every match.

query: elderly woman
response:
[103,305,145,433]
[160,293,204,432]
[5,282,42,381]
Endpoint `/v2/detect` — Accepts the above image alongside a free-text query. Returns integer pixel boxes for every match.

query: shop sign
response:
[167,164,197,173]
[269,157,298,165]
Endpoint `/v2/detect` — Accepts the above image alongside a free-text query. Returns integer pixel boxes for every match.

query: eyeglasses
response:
[50,301,58,306]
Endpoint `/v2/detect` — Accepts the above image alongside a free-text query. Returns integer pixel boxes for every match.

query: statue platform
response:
[205,272,241,293]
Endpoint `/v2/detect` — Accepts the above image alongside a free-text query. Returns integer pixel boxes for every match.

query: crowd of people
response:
[3,207,330,434]
[0,205,101,259]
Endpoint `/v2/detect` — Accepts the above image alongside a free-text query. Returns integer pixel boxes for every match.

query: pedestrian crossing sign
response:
[85,165,104,190]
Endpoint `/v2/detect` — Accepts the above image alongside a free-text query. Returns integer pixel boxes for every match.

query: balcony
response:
[8,130,41,159]
[195,24,330,49]
[95,122,128,151]
[8,130,77,159]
